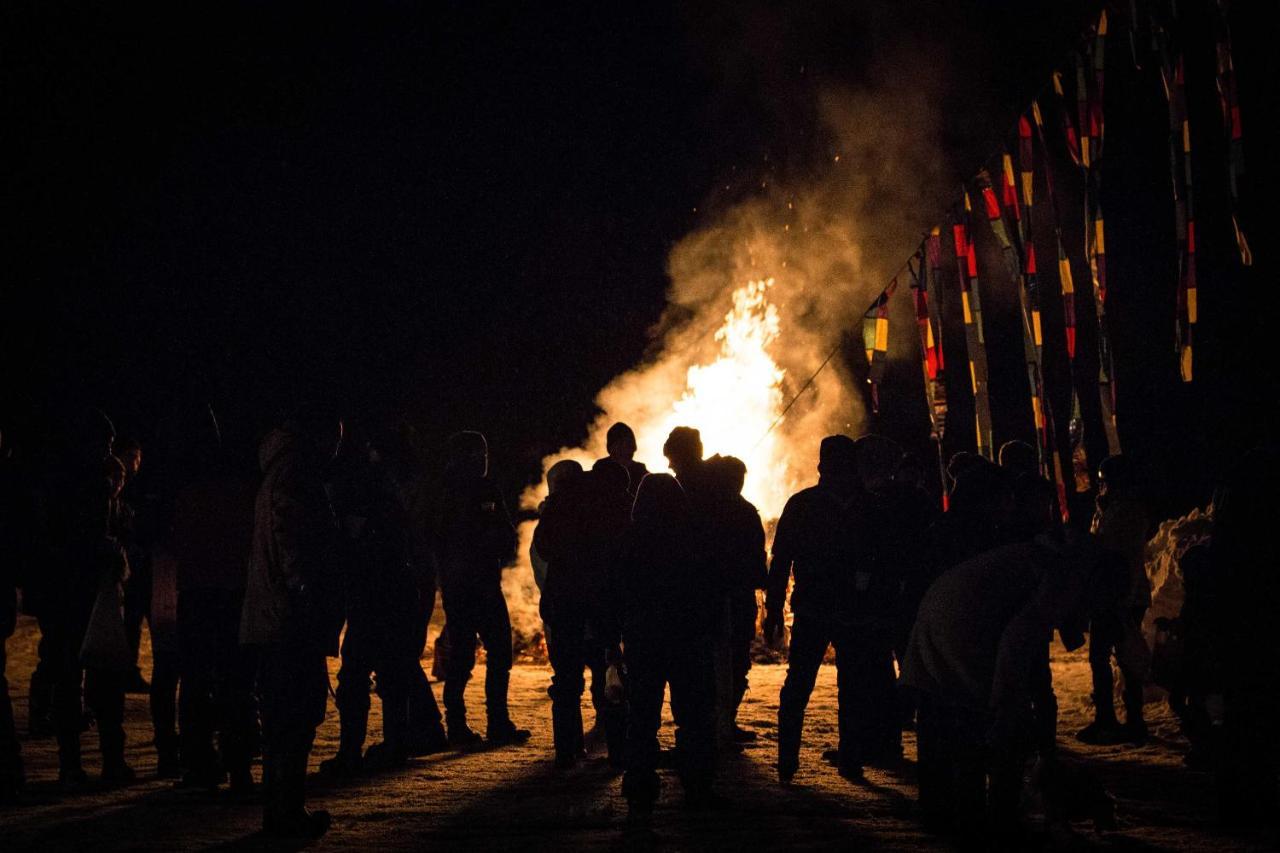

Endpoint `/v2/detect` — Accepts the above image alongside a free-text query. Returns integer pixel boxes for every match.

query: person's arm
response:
[763,497,798,641]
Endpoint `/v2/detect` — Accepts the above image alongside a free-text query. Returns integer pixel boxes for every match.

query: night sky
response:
[3,1,1275,513]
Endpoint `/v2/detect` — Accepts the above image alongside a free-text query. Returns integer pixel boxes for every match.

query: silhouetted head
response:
[705,454,747,497]
[949,459,1013,524]
[105,454,127,499]
[946,451,985,487]
[283,402,343,461]
[998,440,1039,478]
[894,452,926,490]
[64,407,116,463]
[1012,472,1058,539]
[546,459,584,496]
[606,422,638,463]
[818,434,859,494]
[115,436,143,478]
[445,430,489,480]
[854,434,903,493]
[590,456,631,495]
[662,427,703,479]
[631,472,689,526]
[1097,454,1135,498]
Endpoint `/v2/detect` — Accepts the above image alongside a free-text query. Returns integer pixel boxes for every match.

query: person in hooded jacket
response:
[436,431,528,746]
[169,423,259,795]
[1077,454,1153,746]
[240,408,344,838]
[27,409,133,789]
[534,458,630,768]
[764,435,884,783]
[617,473,718,817]
[702,455,766,746]
[1,424,30,801]
[323,428,432,775]
[901,535,1101,842]
[601,422,649,498]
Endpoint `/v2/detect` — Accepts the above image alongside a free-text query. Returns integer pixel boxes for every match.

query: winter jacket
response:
[239,429,342,653]
[900,538,1090,711]
[766,482,882,622]
[171,473,256,593]
[435,473,516,607]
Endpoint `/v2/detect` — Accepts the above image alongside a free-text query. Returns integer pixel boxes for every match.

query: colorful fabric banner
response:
[1212,0,1251,265]
[1156,10,1197,382]
[862,276,898,413]
[953,193,994,460]
[910,244,951,510]
[920,230,948,442]
[977,167,1070,519]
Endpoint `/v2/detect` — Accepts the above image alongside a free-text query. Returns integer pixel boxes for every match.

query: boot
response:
[263,752,330,839]
[1121,687,1149,745]
[1075,694,1122,745]
[485,669,530,745]
[443,679,481,745]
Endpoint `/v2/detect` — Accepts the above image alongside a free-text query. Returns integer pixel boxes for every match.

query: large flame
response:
[502,278,798,646]
[633,278,789,517]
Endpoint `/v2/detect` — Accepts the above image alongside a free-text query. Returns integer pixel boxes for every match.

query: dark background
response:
[2,1,1274,517]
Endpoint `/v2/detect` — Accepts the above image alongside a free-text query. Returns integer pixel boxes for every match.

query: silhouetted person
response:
[1210,444,1280,829]
[930,458,1015,572]
[380,428,448,757]
[765,435,883,782]
[879,451,943,751]
[603,422,649,497]
[662,426,705,490]
[0,425,28,801]
[529,460,584,593]
[171,426,258,793]
[534,458,629,768]
[115,437,152,694]
[27,409,133,788]
[1077,455,1152,746]
[436,431,528,746]
[617,473,718,818]
[240,408,345,838]
[901,537,1100,842]
[324,430,429,775]
[703,455,766,744]
[997,439,1039,479]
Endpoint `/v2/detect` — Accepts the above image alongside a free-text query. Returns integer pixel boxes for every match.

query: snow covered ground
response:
[0,614,1268,851]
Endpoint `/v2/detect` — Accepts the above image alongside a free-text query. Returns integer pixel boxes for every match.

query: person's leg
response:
[914,692,955,834]
[28,616,56,736]
[85,667,130,783]
[149,623,180,775]
[776,614,829,781]
[668,635,717,803]
[441,605,480,743]
[1080,615,1120,740]
[122,557,151,690]
[0,631,24,799]
[49,613,86,782]
[835,625,897,771]
[406,588,446,752]
[1029,641,1058,755]
[545,603,587,764]
[621,633,665,815]
[1116,606,1151,740]
[729,590,757,731]
[178,591,222,784]
[259,640,330,837]
[476,591,524,741]
[710,597,735,750]
[329,626,374,768]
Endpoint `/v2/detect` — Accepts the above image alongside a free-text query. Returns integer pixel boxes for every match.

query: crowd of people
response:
[0,407,1277,844]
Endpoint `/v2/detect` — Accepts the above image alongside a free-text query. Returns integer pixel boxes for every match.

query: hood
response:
[258,428,297,473]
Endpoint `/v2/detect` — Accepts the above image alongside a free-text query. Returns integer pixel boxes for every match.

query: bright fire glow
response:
[631,278,790,518]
